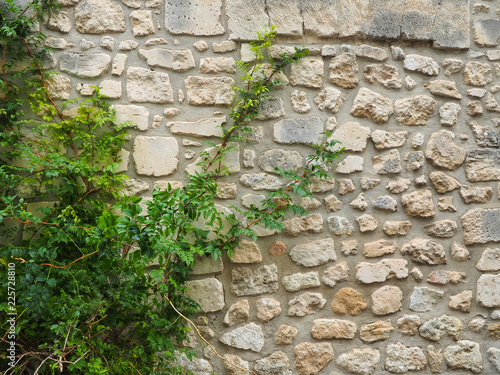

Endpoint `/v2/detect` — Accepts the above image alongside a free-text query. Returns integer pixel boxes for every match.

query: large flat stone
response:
[75,0,125,34]
[126,67,174,103]
[273,117,323,146]
[59,52,110,78]
[465,149,500,182]
[461,208,500,245]
[133,136,179,176]
[231,264,279,296]
[184,278,224,312]
[165,0,224,36]
[226,0,268,40]
[138,48,195,72]
[185,76,235,106]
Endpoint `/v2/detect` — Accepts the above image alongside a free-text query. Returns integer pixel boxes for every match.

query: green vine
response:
[0,2,343,374]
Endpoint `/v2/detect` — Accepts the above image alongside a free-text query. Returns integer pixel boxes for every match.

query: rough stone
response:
[338,179,355,195]
[184,278,224,313]
[138,48,195,72]
[403,151,424,172]
[356,214,378,232]
[186,143,239,175]
[385,179,411,195]
[350,193,368,211]
[439,102,461,126]
[239,173,282,191]
[290,56,324,88]
[360,178,380,191]
[424,220,458,238]
[173,352,213,375]
[130,10,154,36]
[371,130,408,150]
[427,345,444,374]
[256,297,282,322]
[291,90,311,114]
[426,130,467,169]
[254,351,291,375]
[383,221,411,236]
[127,67,174,103]
[257,149,302,174]
[468,317,486,333]
[335,155,364,174]
[449,290,473,313]
[45,74,71,100]
[223,354,249,375]
[328,123,370,153]
[363,240,397,258]
[231,240,262,264]
[60,52,110,78]
[322,262,349,288]
[360,320,394,343]
[284,214,324,237]
[477,247,500,271]
[429,171,461,193]
[401,238,446,265]
[336,348,380,375]
[185,76,235,106]
[288,238,335,267]
[223,300,250,327]
[424,80,462,99]
[231,264,279,296]
[325,194,342,212]
[405,75,417,90]
[488,323,500,338]
[311,318,357,340]
[385,343,427,373]
[451,242,470,262]
[331,287,368,316]
[427,270,466,285]
[465,149,500,182]
[133,136,178,176]
[329,53,358,89]
[371,286,403,315]
[467,100,483,116]
[364,64,401,89]
[299,197,321,211]
[372,195,398,212]
[328,216,354,236]
[356,259,407,284]
[219,323,264,352]
[464,61,493,86]
[469,121,500,147]
[477,274,500,307]
[275,324,298,345]
[485,92,500,112]
[75,0,125,34]
[460,186,493,204]
[282,272,320,292]
[167,116,225,138]
[342,240,358,256]
[288,292,326,317]
[401,190,435,218]
[309,177,335,192]
[394,95,437,126]
[461,208,500,245]
[444,341,483,373]
[350,88,393,124]
[256,97,285,120]
[443,58,464,75]
[269,241,286,257]
[397,315,421,335]
[226,0,267,40]
[409,287,444,312]
[273,117,323,146]
[403,54,439,75]
[165,0,223,36]
[293,342,334,375]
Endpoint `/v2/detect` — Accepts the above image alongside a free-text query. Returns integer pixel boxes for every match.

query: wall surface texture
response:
[38,0,500,373]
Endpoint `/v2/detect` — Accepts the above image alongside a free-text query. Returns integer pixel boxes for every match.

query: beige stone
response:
[427,345,444,374]
[439,102,461,126]
[166,0,224,36]
[356,214,378,232]
[199,57,236,74]
[313,87,346,113]
[293,342,334,375]
[429,171,461,193]
[461,208,500,245]
[311,319,357,339]
[219,323,264,352]
[291,90,311,114]
[275,324,298,345]
[476,248,500,271]
[139,48,195,72]
[127,67,174,103]
[167,116,225,138]
[185,76,235,106]
[111,53,127,76]
[401,238,446,265]
[331,287,368,316]
[424,219,458,238]
[322,262,349,288]
[460,186,493,204]
[350,88,393,124]
[256,297,282,322]
[394,95,437,126]
[336,155,364,174]
[356,259,408,284]
[230,240,262,264]
[184,278,224,312]
[360,320,394,343]
[372,149,402,175]
[363,240,397,258]
[45,74,71,100]
[282,272,320,292]
[386,178,411,194]
[75,0,126,34]
[130,10,154,36]
[401,189,435,218]
[371,130,408,150]
[404,54,439,76]
[383,221,411,236]
[385,343,427,373]
[371,286,402,315]
[290,56,324,88]
[337,348,380,375]
[397,315,421,335]
[133,136,178,176]
[60,52,111,78]
[325,194,342,212]
[464,61,493,86]
[364,64,401,89]
[423,80,462,99]
[449,290,473,313]
[224,354,249,375]
[284,214,324,237]
[329,53,359,88]
[427,270,466,285]
[288,292,326,317]
[186,143,239,175]
[223,299,250,326]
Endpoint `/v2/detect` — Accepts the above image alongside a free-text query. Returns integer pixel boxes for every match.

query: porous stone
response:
[467,100,483,116]
[167,116,225,138]
[329,123,371,153]
[257,149,302,175]
[350,193,368,211]
[282,272,320,292]
[275,324,298,345]
[423,80,462,99]
[284,214,324,237]
[331,287,367,316]
[460,186,493,204]
[290,56,324,88]
[465,149,500,182]
[130,10,154,36]
[424,220,458,238]
[325,194,342,212]
[48,10,72,33]
[444,341,483,373]
[429,171,461,193]
[127,67,174,103]
[288,292,326,317]
[254,351,291,375]
[335,155,364,174]
[223,354,249,375]
[488,348,500,372]
[310,177,335,192]
[360,178,380,191]
[356,260,408,284]
[404,151,425,172]
[477,274,500,307]
[364,64,401,89]
[443,58,464,76]
[401,238,446,265]
[461,208,500,244]
[485,92,500,112]
[256,97,285,120]
[223,300,250,326]
[138,48,195,72]
[184,278,224,312]
[405,75,417,90]
[360,320,394,343]
[329,53,358,89]
[288,238,336,268]
[173,352,213,375]
[243,149,255,168]
[212,40,236,53]
[328,216,354,236]
[363,240,397,258]
[477,248,500,271]
[239,173,283,191]
[356,214,378,232]
[231,240,262,264]
[426,130,466,170]
[409,287,444,312]
[397,315,421,335]
[75,0,126,34]
[449,290,473,313]
[338,179,355,195]
[439,102,461,126]
[488,323,500,338]
[185,76,235,106]
[122,178,149,196]
[401,190,435,218]
[45,74,71,100]
[231,264,279,296]
[372,195,398,212]
[469,121,500,147]
[404,54,439,76]
[371,131,408,151]
[291,90,311,114]
[385,343,427,373]
[186,143,239,175]
[468,317,486,333]
[336,348,380,375]
[60,52,111,78]
[111,53,127,76]
[256,297,282,322]
[427,345,444,374]
[226,0,267,40]
[383,221,411,236]
[350,88,394,124]
[438,196,456,212]
[293,342,334,375]
[371,286,403,315]
[427,270,466,285]
[451,242,470,262]
[219,323,264,352]
[394,95,437,126]
[133,136,178,176]
[165,0,223,36]
[464,61,493,86]
[385,179,411,195]
[322,262,349,288]
[299,197,321,211]
[311,319,357,340]
[273,117,323,146]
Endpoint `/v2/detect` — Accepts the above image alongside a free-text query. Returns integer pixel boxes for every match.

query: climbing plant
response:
[0,1,343,373]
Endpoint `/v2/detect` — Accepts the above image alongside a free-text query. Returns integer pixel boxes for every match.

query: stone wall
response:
[39,0,500,374]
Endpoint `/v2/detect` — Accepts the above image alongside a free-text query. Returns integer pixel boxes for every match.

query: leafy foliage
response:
[0,5,344,374]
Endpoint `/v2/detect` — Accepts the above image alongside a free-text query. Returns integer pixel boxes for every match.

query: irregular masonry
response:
[42,1,500,373]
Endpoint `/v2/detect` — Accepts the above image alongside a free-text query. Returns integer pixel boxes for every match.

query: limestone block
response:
[474,19,500,47]
[257,149,302,174]
[427,270,466,285]
[289,238,335,267]
[460,186,493,204]
[267,0,302,36]
[230,240,262,264]
[403,54,439,76]
[186,143,239,175]
[364,64,401,89]
[122,179,149,196]
[394,95,437,126]
[224,354,249,375]
[199,57,236,74]
[385,343,427,373]
[477,248,500,271]
[290,56,324,88]
[167,116,225,138]
[60,52,110,78]
[372,195,398,212]
[239,173,283,191]
[254,351,291,375]
[291,90,311,114]
[372,149,402,175]
[184,278,224,312]
[444,341,483,373]
[371,130,407,150]
[465,149,500,181]
[383,221,411,236]
[275,324,298,345]
[424,219,458,238]
[337,348,380,375]
[256,297,282,322]
[469,121,500,147]
[139,48,195,72]
[185,76,235,106]
[231,264,279,296]
[350,88,393,124]
[165,0,224,36]
[409,287,444,312]
[464,61,493,86]
[397,315,421,335]
[45,74,71,100]
[282,272,320,293]
[330,122,370,152]
[371,286,402,315]
[273,117,323,146]
[127,67,174,103]
[331,287,367,316]
[356,214,378,232]
[401,238,446,265]
[133,136,178,176]
[360,321,394,343]
[226,0,268,40]
[328,216,354,235]
[219,323,264,352]
[111,53,127,76]
[336,155,364,174]
[48,10,71,33]
[448,290,473,313]
[223,300,249,326]
[461,208,500,244]
[439,102,461,126]
[311,319,357,339]
[443,58,463,75]
[356,259,408,284]
[75,0,125,33]
[293,342,334,375]
[172,352,213,375]
[322,262,349,288]
[329,53,359,88]
[288,292,326,317]
[99,80,121,99]
[363,240,397,258]
[313,87,346,113]
[113,104,149,131]
[130,10,154,37]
